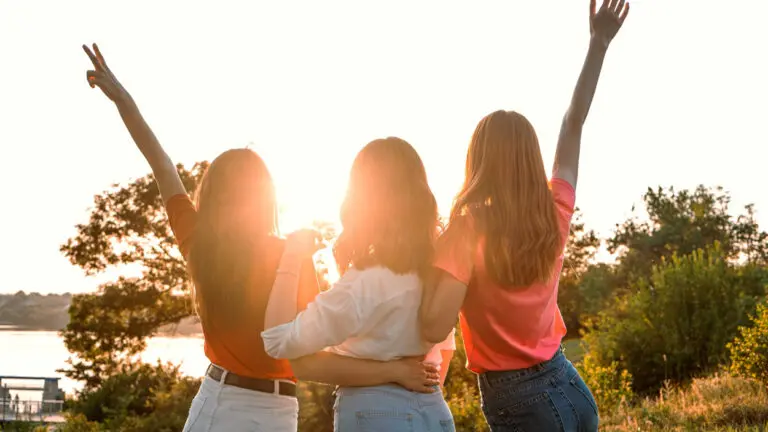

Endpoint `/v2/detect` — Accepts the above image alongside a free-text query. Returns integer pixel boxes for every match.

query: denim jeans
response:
[334,384,455,432]
[478,349,599,432]
[183,376,299,432]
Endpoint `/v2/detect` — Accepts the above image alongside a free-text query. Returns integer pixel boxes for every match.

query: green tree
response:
[583,244,767,394]
[609,185,768,286]
[557,209,602,336]
[59,163,206,388]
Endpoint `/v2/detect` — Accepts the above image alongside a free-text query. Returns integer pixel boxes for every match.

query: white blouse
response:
[262,266,455,367]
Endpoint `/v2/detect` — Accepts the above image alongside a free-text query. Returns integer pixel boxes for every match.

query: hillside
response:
[0,291,71,330]
[0,291,202,335]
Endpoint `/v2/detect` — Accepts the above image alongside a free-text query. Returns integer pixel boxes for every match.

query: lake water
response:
[0,329,207,399]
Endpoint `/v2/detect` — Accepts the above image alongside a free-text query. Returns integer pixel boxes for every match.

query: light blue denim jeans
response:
[334,384,455,432]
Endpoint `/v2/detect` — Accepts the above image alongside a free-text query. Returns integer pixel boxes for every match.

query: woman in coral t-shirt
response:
[419,1,631,431]
[82,45,440,432]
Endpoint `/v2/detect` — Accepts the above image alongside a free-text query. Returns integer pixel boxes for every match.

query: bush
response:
[728,301,768,385]
[583,244,766,393]
[65,361,200,431]
[576,352,634,415]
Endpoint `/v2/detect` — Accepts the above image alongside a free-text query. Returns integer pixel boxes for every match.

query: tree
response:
[557,209,602,336]
[609,185,768,286]
[59,163,206,388]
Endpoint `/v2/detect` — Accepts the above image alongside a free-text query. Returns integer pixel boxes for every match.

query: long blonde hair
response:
[187,148,278,330]
[442,110,561,287]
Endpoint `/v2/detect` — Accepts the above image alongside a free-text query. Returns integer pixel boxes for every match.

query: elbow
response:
[421,326,450,345]
[289,357,314,381]
[562,112,584,134]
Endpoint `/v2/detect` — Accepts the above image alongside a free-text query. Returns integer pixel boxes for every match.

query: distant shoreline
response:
[0,324,203,338]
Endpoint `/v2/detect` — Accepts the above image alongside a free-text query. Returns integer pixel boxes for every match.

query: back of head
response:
[447,110,561,287]
[188,148,278,330]
[334,137,439,279]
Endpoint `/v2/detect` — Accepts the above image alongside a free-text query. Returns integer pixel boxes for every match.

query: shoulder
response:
[334,266,419,296]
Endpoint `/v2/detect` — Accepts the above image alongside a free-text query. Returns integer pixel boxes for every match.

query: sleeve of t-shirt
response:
[433,218,475,286]
[550,178,577,250]
[165,194,197,258]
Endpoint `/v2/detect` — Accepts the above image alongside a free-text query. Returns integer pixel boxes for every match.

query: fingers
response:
[601,0,610,11]
[614,0,626,16]
[423,363,439,374]
[82,44,100,69]
[86,70,108,89]
[93,44,109,70]
[590,0,596,18]
[619,1,630,24]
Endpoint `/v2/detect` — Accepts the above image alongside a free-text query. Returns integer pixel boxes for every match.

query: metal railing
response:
[0,399,64,422]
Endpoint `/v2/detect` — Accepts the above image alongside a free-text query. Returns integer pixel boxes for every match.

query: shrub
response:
[66,361,200,431]
[576,352,634,415]
[583,244,766,393]
[728,301,768,385]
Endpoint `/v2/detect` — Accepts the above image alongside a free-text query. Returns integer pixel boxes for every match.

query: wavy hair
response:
[334,137,439,279]
[442,110,562,287]
[187,148,278,329]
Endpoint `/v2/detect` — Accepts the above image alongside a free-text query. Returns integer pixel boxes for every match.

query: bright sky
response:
[1,0,766,294]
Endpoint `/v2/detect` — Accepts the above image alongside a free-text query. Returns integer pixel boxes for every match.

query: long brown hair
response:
[187,148,278,329]
[334,137,439,279]
[443,110,562,287]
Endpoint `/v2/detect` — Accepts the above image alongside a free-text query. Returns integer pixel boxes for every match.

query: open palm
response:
[83,43,130,103]
[590,0,630,48]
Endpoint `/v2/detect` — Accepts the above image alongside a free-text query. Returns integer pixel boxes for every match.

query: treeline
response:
[53,164,768,431]
[0,291,71,330]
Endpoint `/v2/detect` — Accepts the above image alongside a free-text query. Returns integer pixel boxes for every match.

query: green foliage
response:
[583,244,767,393]
[576,352,634,415]
[728,301,768,385]
[609,186,768,286]
[59,163,205,388]
[558,210,602,336]
[65,362,200,431]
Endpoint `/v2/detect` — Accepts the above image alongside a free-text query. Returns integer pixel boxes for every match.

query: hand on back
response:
[391,356,441,394]
[83,43,131,104]
[589,0,630,49]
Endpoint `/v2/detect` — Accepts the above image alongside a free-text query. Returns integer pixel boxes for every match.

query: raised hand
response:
[590,0,630,49]
[83,43,130,104]
[285,229,324,258]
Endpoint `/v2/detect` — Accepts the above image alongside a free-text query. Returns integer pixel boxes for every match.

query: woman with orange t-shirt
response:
[419,1,630,431]
[82,45,440,432]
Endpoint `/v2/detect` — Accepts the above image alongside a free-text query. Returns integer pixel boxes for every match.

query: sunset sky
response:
[1,0,766,294]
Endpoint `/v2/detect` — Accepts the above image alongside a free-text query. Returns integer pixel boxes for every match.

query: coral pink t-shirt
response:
[434,178,576,373]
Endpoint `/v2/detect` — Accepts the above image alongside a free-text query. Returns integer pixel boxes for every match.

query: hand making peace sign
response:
[83,43,131,104]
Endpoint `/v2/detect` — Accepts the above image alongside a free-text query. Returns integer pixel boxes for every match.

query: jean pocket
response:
[569,373,599,416]
[182,395,207,432]
[494,392,564,432]
[440,419,456,432]
[355,410,414,432]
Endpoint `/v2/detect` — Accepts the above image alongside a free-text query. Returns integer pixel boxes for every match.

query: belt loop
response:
[220,368,228,384]
[274,380,279,395]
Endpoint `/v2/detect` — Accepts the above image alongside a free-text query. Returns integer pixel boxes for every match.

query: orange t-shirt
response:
[434,178,576,373]
[166,194,319,381]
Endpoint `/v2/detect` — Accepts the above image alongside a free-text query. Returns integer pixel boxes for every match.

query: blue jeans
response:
[478,349,599,432]
[334,384,455,432]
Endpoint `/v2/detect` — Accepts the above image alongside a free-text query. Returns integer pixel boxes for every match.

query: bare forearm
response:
[554,38,610,184]
[114,97,185,202]
[264,252,302,330]
[565,38,608,127]
[290,352,397,387]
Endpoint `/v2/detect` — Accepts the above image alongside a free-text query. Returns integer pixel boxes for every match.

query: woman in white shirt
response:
[262,137,456,431]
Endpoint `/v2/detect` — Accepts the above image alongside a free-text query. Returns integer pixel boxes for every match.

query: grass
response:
[563,338,586,363]
[601,373,768,432]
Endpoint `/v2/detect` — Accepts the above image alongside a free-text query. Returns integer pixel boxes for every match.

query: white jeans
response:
[183,374,299,432]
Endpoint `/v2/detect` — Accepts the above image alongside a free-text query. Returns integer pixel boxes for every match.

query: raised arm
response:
[553,0,629,188]
[83,43,186,203]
